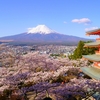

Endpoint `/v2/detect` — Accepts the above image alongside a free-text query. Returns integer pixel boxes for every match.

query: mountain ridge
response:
[0,25,93,45]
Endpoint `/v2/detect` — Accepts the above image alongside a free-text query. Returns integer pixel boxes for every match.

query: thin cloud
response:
[85,27,99,31]
[63,21,67,24]
[72,18,91,25]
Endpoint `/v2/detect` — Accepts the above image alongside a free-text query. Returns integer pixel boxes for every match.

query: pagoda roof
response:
[84,41,100,47]
[83,54,100,62]
[81,67,100,80]
[86,28,100,36]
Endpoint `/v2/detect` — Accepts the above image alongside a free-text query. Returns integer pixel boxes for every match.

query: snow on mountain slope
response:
[27,25,57,34]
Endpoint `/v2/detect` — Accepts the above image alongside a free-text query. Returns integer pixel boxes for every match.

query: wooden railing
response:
[93,63,100,69]
[95,50,100,53]
[96,38,100,41]
[95,50,100,55]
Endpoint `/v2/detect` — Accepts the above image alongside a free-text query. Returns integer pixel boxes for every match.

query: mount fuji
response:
[0,25,90,45]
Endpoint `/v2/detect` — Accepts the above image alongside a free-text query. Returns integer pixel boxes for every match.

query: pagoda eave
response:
[83,55,100,62]
[81,67,100,80]
[86,29,100,36]
[84,45,100,48]
[84,41,100,47]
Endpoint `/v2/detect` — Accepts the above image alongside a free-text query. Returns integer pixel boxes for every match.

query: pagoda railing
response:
[96,38,100,41]
[93,63,100,69]
[95,50,100,55]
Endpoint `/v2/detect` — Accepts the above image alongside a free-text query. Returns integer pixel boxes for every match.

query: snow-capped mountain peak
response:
[27,25,57,34]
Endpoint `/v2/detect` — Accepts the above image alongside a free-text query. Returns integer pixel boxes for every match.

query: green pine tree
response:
[69,41,97,60]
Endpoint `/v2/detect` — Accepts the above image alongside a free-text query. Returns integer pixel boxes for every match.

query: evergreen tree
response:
[76,41,84,58]
[69,41,97,60]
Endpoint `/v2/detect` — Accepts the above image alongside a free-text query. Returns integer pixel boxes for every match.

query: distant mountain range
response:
[0,25,92,45]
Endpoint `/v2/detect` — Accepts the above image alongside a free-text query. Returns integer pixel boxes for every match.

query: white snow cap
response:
[27,25,57,34]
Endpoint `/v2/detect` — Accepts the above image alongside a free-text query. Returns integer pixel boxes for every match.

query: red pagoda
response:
[81,28,100,80]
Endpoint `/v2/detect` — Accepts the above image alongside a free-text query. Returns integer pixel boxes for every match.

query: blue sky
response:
[0,0,100,39]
